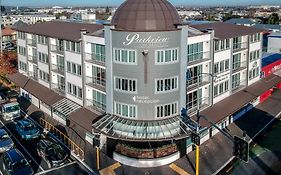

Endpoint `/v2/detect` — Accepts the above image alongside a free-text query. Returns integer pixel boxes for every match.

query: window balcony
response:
[232,61,247,73]
[50,44,64,55]
[86,99,106,113]
[231,79,246,93]
[84,52,105,67]
[28,55,37,64]
[52,83,65,95]
[187,51,210,66]
[51,64,65,75]
[233,42,248,52]
[27,39,36,47]
[85,76,106,92]
[187,75,211,92]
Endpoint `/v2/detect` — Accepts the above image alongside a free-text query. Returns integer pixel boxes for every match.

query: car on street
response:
[37,137,69,168]
[0,148,33,175]
[15,119,41,140]
[0,128,14,153]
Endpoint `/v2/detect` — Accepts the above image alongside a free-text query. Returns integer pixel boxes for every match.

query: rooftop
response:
[262,53,281,67]
[225,18,255,25]
[191,22,264,39]
[2,27,16,36]
[111,0,181,31]
[16,21,104,42]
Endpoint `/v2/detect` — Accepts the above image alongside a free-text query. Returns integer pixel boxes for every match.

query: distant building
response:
[225,18,255,27]
[2,14,56,27]
[70,12,96,22]
[267,32,281,53]
[253,24,281,33]
[1,27,16,43]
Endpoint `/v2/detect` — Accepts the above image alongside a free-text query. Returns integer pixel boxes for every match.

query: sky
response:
[2,0,281,7]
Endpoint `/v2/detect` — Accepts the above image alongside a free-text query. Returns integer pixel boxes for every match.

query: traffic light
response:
[93,133,101,147]
[233,135,249,163]
[191,131,200,146]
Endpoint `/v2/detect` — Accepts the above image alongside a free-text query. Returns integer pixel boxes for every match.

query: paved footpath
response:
[18,90,281,175]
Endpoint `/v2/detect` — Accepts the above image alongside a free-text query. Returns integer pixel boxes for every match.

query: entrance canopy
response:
[93,115,194,142]
[52,98,81,118]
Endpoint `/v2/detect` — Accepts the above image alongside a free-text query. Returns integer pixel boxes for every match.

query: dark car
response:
[15,119,41,140]
[0,149,33,175]
[0,129,14,153]
[37,138,68,168]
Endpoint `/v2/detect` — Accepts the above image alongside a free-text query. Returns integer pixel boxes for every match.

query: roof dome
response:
[111,0,181,31]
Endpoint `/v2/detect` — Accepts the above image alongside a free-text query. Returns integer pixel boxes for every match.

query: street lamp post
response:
[195,72,216,175]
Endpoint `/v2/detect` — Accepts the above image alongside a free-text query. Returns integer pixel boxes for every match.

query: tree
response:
[267,13,279,24]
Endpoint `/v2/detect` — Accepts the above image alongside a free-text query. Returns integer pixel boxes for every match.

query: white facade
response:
[2,14,56,27]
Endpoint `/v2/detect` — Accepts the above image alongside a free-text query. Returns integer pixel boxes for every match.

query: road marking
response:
[35,161,77,175]
[99,162,121,175]
[0,120,45,172]
[169,163,191,175]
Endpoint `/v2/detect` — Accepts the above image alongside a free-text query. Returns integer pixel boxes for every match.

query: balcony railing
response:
[27,39,36,47]
[232,79,246,92]
[186,97,210,115]
[233,42,248,52]
[86,99,106,112]
[85,76,106,92]
[186,74,211,91]
[232,61,247,72]
[187,51,210,65]
[28,71,38,81]
[84,52,106,66]
[51,64,65,75]
[28,55,37,64]
[50,44,64,55]
[52,83,65,95]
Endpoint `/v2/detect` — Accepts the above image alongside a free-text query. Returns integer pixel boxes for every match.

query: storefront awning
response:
[93,115,193,142]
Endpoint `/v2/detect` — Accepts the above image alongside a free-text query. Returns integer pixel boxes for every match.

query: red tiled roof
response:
[2,27,16,36]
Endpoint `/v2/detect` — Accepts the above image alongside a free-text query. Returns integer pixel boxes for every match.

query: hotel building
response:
[8,0,281,167]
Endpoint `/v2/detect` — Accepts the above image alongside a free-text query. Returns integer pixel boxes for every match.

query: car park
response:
[37,137,69,168]
[15,119,41,140]
[0,129,14,153]
[0,148,33,175]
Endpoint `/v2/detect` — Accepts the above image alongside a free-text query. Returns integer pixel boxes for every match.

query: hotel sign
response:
[123,33,169,48]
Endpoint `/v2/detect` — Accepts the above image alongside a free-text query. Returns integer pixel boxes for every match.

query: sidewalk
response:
[17,90,281,175]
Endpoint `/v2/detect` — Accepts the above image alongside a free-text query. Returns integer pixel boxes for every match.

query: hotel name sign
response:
[123,33,169,48]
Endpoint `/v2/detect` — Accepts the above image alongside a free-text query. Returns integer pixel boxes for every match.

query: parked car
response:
[15,119,41,140]
[0,129,14,153]
[0,149,33,175]
[37,138,69,168]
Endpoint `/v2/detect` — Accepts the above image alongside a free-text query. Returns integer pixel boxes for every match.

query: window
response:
[232,73,241,89]
[38,52,48,64]
[67,82,82,99]
[187,65,203,86]
[250,50,260,62]
[156,76,178,93]
[156,48,178,64]
[214,59,229,75]
[114,77,137,93]
[39,70,49,82]
[214,39,230,52]
[249,67,260,80]
[92,66,106,86]
[38,36,47,45]
[250,33,261,43]
[114,102,137,118]
[17,31,26,40]
[187,42,203,63]
[114,49,136,64]
[156,102,178,118]
[187,89,203,110]
[214,80,229,97]
[65,41,81,53]
[232,53,241,70]
[66,61,82,76]
[18,46,26,56]
[233,37,242,50]
[93,90,106,110]
[92,43,105,62]
[19,61,27,71]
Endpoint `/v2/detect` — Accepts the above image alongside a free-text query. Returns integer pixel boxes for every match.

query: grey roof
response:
[253,24,281,31]
[16,21,104,42]
[225,18,255,25]
[111,0,181,31]
[191,22,264,39]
